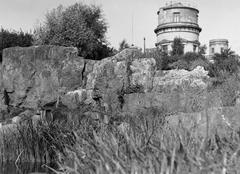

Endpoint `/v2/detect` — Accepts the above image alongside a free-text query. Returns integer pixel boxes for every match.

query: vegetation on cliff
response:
[1,2,240,173]
[208,48,240,82]
[33,3,114,60]
[0,46,240,173]
[0,28,33,61]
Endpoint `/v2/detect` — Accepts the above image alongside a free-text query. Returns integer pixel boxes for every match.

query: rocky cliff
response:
[0,46,210,119]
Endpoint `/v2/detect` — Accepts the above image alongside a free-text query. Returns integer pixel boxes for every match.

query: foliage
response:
[219,75,240,106]
[169,52,209,71]
[139,48,208,71]
[198,44,207,55]
[140,48,166,70]
[208,48,240,81]
[2,89,240,173]
[180,52,207,69]
[119,39,130,51]
[171,38,184,56]
[0,111,76,164]
[34,3,113,60]
[0,28,33,62]
[57,105,240,174]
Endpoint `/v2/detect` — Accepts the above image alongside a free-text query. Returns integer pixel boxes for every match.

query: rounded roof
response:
[209,39,228,45]
[161,2,199,13]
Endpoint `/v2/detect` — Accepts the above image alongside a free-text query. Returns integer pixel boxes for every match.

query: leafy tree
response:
[171,38,184,56]
[208,48,240,81]
[34,3,113,60]
[169,52,209,71]
[0,28,33,62]
[198,44,207,55]
[119,39,130,51]
[220,48,235,58]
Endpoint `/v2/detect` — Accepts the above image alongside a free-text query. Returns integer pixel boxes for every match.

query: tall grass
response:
[0,118,76,165]
[59,108,240,174]
[1,104,240,173]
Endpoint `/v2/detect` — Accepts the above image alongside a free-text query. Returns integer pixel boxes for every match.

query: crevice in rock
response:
[16,86,32,108]
[117,83,125,110]
[81,60,87,87]
[3,89,10,107]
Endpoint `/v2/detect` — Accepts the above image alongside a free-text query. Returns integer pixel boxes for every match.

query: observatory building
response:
[154,2,202,53]
[209,39,229,56]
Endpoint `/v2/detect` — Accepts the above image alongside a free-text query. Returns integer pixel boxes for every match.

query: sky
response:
[1,0,240,54]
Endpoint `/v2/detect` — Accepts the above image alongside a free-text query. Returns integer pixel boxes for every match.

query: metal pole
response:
[144,37,146,54]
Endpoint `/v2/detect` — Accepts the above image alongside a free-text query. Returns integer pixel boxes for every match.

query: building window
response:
[211,48,215,54]
[221,47,224,53]
[162,45,168,53]
[193,45,197,52]
[173,12,180,22]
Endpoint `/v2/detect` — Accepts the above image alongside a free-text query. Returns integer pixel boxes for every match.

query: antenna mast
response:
[144,37,146,53]
[131,13,134,46]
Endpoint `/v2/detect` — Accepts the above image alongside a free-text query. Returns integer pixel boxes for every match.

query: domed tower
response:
[154,2,202,53]
[209,39,229,56]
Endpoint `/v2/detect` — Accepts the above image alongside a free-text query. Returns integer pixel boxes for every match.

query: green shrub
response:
[208,49,240,80]
[34,3,114,60]
[0,28,33,62]
[171,38,184,56]
[169,52,209,71]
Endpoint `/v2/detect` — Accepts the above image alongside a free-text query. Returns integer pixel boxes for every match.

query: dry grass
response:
[58,107,240,174]
[0,118,76,165]
[1,101,240,174]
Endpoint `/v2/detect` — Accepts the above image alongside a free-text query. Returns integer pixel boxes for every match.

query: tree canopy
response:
[0,28,33,62]
[208,48,240,81]
[119,39,130,51]
[34,3,113,60]
[171,38,184,56]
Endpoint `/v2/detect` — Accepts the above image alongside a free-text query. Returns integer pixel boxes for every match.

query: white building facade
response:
[154,2,202,53]
[209,39,229,56]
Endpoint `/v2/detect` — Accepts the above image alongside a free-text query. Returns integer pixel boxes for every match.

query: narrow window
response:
[173,12,180,22]
[162,45,168,53]
[193,45,197,52]
[221,47,224,53]
[211,48,215,54]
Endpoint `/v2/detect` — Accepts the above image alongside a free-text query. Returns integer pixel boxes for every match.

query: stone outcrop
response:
[1,46,85,109]
[4,45,240,139]
[0,46,211,121]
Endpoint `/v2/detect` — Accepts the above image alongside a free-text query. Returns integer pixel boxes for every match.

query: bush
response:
[34,3,113,60]
[171,38,184,56]
[169,52,209,71]
[0,28,33,62]
[208,49,240,81]
[140,48,166,70]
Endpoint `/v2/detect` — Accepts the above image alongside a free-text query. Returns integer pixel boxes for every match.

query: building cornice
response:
[162,6,199,13]
[156,30,200,35]
[209,39,228,46]
[154,23,202,34]
[155,39,200,47]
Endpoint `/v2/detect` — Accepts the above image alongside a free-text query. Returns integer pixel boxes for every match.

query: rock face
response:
[0,46,210,120]
[1,46,85,108]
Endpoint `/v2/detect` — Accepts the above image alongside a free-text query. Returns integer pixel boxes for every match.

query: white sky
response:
[1,0,240,54]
